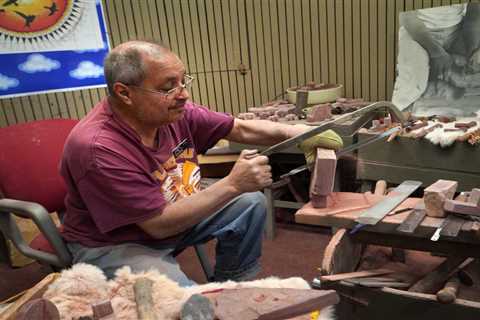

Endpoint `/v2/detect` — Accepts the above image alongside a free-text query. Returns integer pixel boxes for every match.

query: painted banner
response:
[0,0,109,98]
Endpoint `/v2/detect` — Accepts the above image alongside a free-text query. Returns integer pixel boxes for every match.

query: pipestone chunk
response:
[307,103,332,122]
[92,300,116,320]
[15,298,60,320]
[310,148,337,208]
[424,180,458,218]
[444,200,480,216]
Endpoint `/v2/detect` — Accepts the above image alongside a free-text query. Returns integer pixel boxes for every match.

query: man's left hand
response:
[298,129,343,166]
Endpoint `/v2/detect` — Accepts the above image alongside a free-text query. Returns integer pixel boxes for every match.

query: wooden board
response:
[296,197,480,245]
[321,228,363,275]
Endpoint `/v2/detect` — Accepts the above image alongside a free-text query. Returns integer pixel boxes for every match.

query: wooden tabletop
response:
[295,192,480,246]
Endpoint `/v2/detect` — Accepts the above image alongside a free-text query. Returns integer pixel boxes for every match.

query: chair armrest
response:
[0,198,72,267]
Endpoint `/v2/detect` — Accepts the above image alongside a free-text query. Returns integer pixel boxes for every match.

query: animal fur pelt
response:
[43,263,335,320]
[407,118,480,148]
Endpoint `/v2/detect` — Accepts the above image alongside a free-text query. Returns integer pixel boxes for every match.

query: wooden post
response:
[310,148,337,208]
[423,180,458,218]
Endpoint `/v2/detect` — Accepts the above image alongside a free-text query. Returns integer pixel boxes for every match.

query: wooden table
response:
[295,195,480,258]
[296,195,480,319]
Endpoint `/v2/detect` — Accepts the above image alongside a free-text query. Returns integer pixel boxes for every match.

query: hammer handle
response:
[436,276,460,304]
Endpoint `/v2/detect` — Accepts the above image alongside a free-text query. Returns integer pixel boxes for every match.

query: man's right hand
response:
[226,149,272,193]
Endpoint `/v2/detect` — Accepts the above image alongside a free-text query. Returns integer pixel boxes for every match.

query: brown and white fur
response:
[43,263,335,320]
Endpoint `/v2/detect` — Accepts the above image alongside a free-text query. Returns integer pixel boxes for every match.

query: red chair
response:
[0,119,214,281]
[0,119,77,268]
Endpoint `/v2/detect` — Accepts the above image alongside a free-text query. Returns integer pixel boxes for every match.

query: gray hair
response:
[103,41,169,96]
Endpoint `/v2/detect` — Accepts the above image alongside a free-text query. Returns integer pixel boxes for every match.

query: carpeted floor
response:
[0,223,331,302]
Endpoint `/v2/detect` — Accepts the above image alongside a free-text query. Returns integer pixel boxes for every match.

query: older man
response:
[60,40,342,286]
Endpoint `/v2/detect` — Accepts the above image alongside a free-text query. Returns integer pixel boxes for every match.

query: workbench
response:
[356,133,480,191]
[295,195,480,319]
[296,196,480,258]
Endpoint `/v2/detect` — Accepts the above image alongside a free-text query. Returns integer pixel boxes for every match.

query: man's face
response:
[129,52,190,126]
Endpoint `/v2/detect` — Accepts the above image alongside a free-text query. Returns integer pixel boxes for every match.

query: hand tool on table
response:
[279,125,402,180]
[350,180,423,235]
[396,201,427,233]
[260,101,406,157]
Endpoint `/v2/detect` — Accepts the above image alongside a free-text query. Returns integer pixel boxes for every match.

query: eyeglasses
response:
[128,74,194,97]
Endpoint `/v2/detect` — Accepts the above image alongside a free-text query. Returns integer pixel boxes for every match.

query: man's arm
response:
[225,118,309,146]
[137,149,272,239]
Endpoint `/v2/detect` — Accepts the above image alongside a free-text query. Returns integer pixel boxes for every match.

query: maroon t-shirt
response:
[60,99,234,247]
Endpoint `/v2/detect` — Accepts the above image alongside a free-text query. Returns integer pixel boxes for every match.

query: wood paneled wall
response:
[0,0,477,127]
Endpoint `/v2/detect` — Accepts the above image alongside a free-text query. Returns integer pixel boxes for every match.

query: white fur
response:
[43,263,336,320]
[408,118,480,148]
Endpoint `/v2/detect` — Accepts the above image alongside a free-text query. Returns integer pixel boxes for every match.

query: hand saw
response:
[279,125,402,180]
[260,101,405,157]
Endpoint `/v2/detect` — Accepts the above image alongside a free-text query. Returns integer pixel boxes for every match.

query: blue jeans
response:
[67,191,266,287]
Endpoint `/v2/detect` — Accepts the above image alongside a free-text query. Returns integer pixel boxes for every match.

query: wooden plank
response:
[368,0,378,100]
[0,99,9,127]
[1,273,60,320]
[138,0,153,40]
[275,0,290,98]
[229,0,246,112]
[157,0,172,46]
[321,228,363,275]
[302,0,313,84]
[214,0,233,114]
[213,288,339,320]
[326,0,337,84]
[172,1,190,75]
[335,0,345,93]
[352,0,361,98]
[268,0,284,102]
[293,0,306,87]
[343,0,353,98]
[103,0,121,46]
[19,96,34,122]
[196,0,218,109]
[186,0,209,106]
[246,0,262,105]
[252,0,268,103]
[62,91,79,119]
[261,0,276,101]
[386,0,396,100]
[180,1,199,102]
[130,0,145,38]
[164,0,180,54]
[146,0,161,43]
[310,0,321,86]
[1,99,17,126]
[122,0,138,39]
[377,0,387,100]
[396,201,427,233]
[236,0,253,112]
[205,0,226,112]
[360,0,371,100]
[222,1,240,115]
[319,269,394,282]
[296,196,480,244]
[440,215,466,238]
[318,0,330,84]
